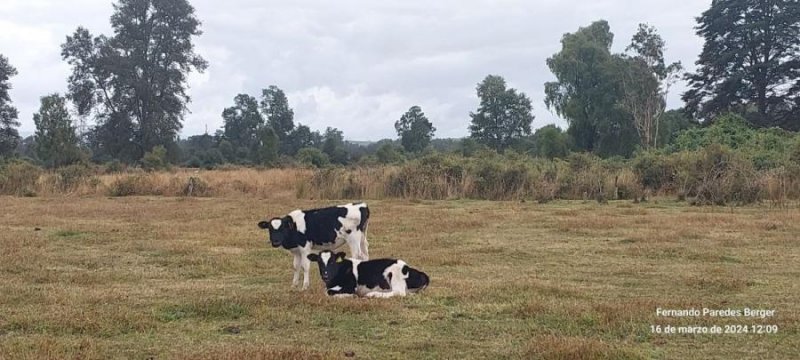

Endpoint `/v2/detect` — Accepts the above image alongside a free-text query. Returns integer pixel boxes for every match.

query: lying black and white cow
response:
[258,203,369,290]
[307,251,429,298]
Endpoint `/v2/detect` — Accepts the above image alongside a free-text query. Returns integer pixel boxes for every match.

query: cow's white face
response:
[308,251,346,283]
[257,216,293,247]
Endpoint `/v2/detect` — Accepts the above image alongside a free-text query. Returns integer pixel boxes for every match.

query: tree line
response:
[1,0,799,169]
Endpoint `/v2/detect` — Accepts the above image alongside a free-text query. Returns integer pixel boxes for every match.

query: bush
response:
[673,112,798,171]
[387,154,466,199]
[104,160,125,174]
[632,151,674,192]
[563,152,608,200]
[683,145,762,206]
[375,143,406,164]
[0,160,43,196]
[54,163,96,192]
[183,176,210,197]
[789,137,800,166]
[141,146,170,172]
[296,147,330,168]
[108,175,158,197]
[470,155,530,200]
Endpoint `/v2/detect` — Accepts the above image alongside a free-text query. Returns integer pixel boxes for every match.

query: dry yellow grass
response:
[31,168,312,199]
[0,196,798,359]
[4,165,799,206]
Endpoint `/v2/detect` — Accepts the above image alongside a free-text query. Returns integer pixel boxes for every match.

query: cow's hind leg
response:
[344,231,368,260]
[359,230,369,260]
[365,290,404,298]
[346,238,362,261]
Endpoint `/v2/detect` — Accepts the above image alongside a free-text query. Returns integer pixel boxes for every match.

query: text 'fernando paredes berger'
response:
[656,308,776,319]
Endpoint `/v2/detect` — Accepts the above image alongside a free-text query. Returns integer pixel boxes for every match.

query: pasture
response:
[0,196,797,359]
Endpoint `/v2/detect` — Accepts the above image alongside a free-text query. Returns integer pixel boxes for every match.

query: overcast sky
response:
[1,0,711,141]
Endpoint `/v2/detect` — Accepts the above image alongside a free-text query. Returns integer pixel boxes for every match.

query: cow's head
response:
[404,266,430,293]
[257,216,295,248]
[307,251,347,284]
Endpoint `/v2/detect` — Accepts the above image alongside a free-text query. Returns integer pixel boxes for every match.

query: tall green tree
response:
[254,126,279,165]
[395,106,436,153]
[33,94,83,168]
[618,24,682,149]
[61,0,207,162]
[469,75,534,151]
[285,124,320,156]
[683,0,800,130]
[545,20,638,157]
[321,127,348,164]
[0,55,20,158]
[222,94,263,162]
[261,85,294,151]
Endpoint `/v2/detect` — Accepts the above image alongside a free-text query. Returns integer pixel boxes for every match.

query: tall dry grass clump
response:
[298,153,641,202]
[0,166,312,199]
[0,160,43,196]
[298,167,398,200]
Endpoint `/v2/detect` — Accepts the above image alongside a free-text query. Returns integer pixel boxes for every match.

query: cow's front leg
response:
[291,253,301,288]
[300,254,311,290]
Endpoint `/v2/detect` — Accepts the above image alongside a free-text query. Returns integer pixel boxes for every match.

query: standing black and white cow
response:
[257,203,370,290]
[307,250,430,298]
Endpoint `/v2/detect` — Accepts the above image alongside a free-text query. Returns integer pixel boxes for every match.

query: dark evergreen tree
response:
[33,94,83,167]
[683,0,800,130]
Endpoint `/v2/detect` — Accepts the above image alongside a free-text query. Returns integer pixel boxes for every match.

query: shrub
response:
[789,136,800,166]
[141,146,170,172]
[54,163,96,192]
[563,152,607,200]
[183,176,210,197]
[684,145,762,206]
[108,175,158,197]
[104,160,125,174]
[0,160,43,196]
[296,147,330,168]
[387,154,466,199]
[470,155,530,200]
[375,143,406,164]
[632,151,674,192]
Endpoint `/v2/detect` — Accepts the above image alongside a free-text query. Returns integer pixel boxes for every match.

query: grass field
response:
[0,196,798,359]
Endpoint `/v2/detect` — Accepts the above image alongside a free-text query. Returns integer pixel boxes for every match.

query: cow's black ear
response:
[336,252,347,261]
[257,221,270,229]
[308,254,319,261]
